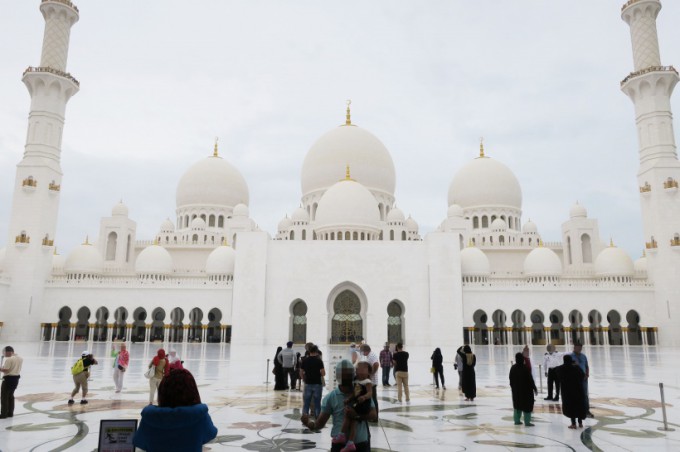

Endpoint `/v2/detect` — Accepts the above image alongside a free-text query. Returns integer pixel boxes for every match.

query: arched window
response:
[208,215,215,227]
[482,216,489,228]
[402,231,406,240]
[387,301,404,344]
[290,231,295,240]
[581,233,592,263]
[106,231,117,261]
[126,234,132,262]
[218,215,224,228]
[291,300,307,343]
[353,231,358,240]
[566,236,573,264]
[331,290,362,343]
[302,230,307,240]
[345,231,350,240]
[390,230,394,241]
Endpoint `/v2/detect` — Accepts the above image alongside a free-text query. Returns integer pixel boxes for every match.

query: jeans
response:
[381,366,391,385]
[284,367,296,389]
[433,365,445,388]
[303,383,322,417]
[149,376,161,404]
[113,367,126,392]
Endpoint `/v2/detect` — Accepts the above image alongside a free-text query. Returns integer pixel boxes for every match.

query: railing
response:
[47,275,232,288]
[671,238,680,246]
[41,0,79,13]
[23,66,80,87]
[621,0,649,12]
[42,238,54,246]
[464,277,653,289]
[15,235,30,244]
[621,66,678,86]
[646,239,658,249]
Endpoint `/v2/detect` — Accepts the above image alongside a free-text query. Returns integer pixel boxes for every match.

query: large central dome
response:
[176,154,249,209]
[301,124,396,198]
[448,154,522,210]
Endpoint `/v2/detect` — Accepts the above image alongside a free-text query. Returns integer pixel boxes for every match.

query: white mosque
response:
[0,0,679,347]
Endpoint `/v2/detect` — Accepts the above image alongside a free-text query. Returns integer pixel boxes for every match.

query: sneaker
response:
[331,433,346,445]
[552,397,559,402]
[80,400,88,405]
[67,399,74,405]
[525,423,535,427]
[340,442,356,452]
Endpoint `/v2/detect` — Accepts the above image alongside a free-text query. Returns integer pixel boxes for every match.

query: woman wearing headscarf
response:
[167,349,184,371]
[430,348,445,390]
[134,369,217,452]
[111,343,129,393]
[558,354,587,429]
[273,346,287,390]
[148,349,168,405]
[509,352,538,426]
[457,345,476,401]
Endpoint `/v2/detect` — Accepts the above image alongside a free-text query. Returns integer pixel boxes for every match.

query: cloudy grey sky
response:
[1,0,679,259]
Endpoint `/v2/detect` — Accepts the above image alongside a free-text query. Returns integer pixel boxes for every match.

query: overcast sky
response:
[1,0,679,259]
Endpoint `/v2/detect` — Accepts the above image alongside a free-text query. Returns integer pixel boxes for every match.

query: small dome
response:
[65,242,104,275]
[190,217,206,230]
[278,215,292,232]
[461,246,491,276]
[159,218,175,233]
[522,220,538,234]
[301,124,396,197]
[405,215,418,232]
[634,255,647,273]
[386,207,405,223]
[594,245,634,277]
[112,201,129,217]
[52,252,66,271]
[206,245,236,276]
[233,203,249,218]
[570,202,587,219]
[0,248,6,272]
[491,218,507,231]
[315,178,380,230]
[292,206,310,223]
[176,154,249,210]
[524,246,562,277]
[448,153,522,210]
[135,244,173,275]
[447,204,463,218]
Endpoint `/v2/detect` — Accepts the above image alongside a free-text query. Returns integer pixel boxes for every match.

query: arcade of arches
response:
[466,308,656,347]
[42,306,231,343]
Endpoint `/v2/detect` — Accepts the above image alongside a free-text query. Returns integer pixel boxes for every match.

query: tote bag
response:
[144,366,155,379]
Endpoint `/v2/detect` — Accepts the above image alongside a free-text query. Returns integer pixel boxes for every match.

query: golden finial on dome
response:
[153,237,159,246]
[346,164,351,180]
[538,239,544,247]
[83,235,90,245]
[54,247,58,255]
[610,237,615,247]
[468,238,475,247]
[479,137,485,158]
[345,99,352,126]
[213,137,219,157]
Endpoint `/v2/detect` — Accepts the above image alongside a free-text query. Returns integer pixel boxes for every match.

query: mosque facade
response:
[0,0,679,346]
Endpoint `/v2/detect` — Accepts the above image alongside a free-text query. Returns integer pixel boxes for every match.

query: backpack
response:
[71,358,84,375]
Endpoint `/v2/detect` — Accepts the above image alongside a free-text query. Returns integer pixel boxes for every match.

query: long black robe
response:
[558,363,587,420]
[273,349,288,390]
[509,363,537,412]
[457,349,476,399]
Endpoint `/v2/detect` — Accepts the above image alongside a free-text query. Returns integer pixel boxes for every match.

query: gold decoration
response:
[479,137,485,158]
[48,181,61,191]
[83,235,90,245]
[639,182,651,193]
[213,137,219,157]
[663,177,678,189]
[15,233,30,244]
[345,100,352,126]
[22,177,37,188]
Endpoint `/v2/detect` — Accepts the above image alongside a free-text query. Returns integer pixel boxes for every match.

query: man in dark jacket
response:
[509,352,537,426]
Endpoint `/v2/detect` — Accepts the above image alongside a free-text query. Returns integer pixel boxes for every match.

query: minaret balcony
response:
[15,234,30,245]
[639,182,651,194]
[645,239,658,250]
[41,0,79,13]
[620,65,678,87]
[23,66,80,87]
[49,181,61,192]
[42,238,54,247]
[670,238,680,247]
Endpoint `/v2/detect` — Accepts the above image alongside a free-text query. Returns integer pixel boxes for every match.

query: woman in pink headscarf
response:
[147,349,168,405]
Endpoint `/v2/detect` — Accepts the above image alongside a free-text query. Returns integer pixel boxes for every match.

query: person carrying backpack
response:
[68,351,98,405]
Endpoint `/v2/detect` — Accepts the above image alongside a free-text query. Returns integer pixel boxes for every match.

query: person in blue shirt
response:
[570,342,594,418]
[133,368,217,452]
[301,360,377,452]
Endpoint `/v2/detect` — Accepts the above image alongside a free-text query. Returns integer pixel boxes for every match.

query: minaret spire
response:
[345,100,352,126]
[621,0,680,345]
[1,0,80,341]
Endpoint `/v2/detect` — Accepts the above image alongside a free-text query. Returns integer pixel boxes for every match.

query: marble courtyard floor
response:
[0,342,679,451]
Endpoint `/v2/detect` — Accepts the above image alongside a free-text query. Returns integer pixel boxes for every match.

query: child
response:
[333,361,373,452]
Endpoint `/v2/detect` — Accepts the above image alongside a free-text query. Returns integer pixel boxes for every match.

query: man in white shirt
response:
[543,344,562,402]
[0,346,23,419]
[360,344,380,417]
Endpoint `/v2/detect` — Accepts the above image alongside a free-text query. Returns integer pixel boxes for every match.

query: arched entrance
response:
[170,308,184,342]
[569,310,584,345]
[113,307,128,341]
[387,301,404,344]
[491,310,507,345]
[588,310,604,345]
[132,308,147,342]
[189,308,203,342]
[94,307,109,342]
[75,307,90,341]
[331,290,362,344]
[608,310,623,345]
[626,310,642,345]
[549,310,565,345]
[531,310,545,345]
[291,300,307,344]
[151,308,166,342]
[472,309,488,345]
[56,306,72,341]
[207,308,222,343]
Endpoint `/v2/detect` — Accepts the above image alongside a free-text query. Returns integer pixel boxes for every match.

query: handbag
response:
[144,366,155,379]
[118,364,125,372]
[430,367,436,374]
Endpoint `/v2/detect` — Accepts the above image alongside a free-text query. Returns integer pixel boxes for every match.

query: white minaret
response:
[2,0,80,341]
[621,0,680,345]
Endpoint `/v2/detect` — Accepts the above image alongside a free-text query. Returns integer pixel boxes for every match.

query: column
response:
[51,323,57,341]
[641,327,648,346]
[88,324,94,341]
[69,323,76,341]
